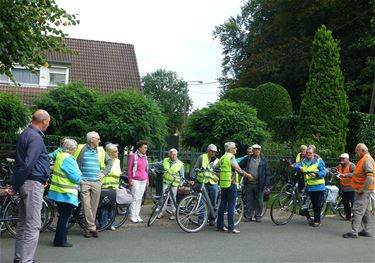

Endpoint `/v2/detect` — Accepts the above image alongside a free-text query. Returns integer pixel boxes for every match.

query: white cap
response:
[105,143,119,152]
[340,153,349,159]
[207,144,217,152]
[251,144,262,149]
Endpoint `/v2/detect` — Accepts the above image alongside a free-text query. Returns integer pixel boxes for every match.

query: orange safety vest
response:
[351,154,375,191]
[338,162,354,187]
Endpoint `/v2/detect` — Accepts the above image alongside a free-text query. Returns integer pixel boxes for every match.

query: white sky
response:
[56,0,243,110]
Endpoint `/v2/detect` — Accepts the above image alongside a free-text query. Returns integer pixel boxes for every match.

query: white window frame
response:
[48,66,68,87]
[11,67,40,86]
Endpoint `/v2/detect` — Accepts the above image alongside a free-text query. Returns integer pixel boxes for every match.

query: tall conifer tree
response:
[297,25,349,156]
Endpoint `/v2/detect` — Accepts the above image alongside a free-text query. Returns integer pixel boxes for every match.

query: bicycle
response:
[45,175,130,232]
[147,170,185,227]
[270,171,327,225]
[0,158,49,237]
[176,167,244,233]
[322,169,346,219]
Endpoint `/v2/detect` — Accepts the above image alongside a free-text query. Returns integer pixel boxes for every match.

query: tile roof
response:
[0,38,142,104]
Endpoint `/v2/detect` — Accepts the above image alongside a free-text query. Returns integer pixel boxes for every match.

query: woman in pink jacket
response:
[128,140,149,223]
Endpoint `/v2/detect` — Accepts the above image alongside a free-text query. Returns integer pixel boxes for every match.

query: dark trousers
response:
[244,183,264,219]
[341,191,355,220]
[54,202,75,245]
[217,184,237,231]
[308,191,324,223]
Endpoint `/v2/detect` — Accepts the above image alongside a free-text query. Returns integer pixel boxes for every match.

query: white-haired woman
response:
[151,148,185,220]
[214,142,252,233]
[48,139,82,247]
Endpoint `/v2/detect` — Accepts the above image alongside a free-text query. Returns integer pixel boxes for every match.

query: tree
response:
[182,100,270,153]
[220,87,255,105]
[0,93,30,133]
[92,90,167,147]
[0,0,79,79]
[34,82,99,136]
[252,82,292,125]
[142,69,193,134]
[214,0,373,112]
[297,26,349,156]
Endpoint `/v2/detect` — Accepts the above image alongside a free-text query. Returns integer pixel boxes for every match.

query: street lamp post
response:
[184,80,203,119]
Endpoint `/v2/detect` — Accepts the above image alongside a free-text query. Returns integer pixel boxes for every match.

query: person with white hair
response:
[152,148,185,220]
[336,153,356,221]
[73,131,112,238]
[99,143,122,230]
[48,139,82,247]
[343,143,374,238]
[214,142,252,234]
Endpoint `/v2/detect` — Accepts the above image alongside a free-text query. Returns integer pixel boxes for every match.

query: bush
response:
[270,115,299,142]
[0,93,30,133]
[182,100,270,154]
[92,90,168,147]
[347,112,375,155]
[252,82,293,125]
[34,82,99,136]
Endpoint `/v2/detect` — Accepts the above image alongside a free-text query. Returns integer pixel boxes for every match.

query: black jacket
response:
[239,155,272,190]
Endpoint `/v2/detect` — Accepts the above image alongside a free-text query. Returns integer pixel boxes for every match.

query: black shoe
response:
[312,222,321,227]
[307,218,314,226]
[84,230,92,238]
[255,218,262,223]
[342,232,358,239]
[91,230,99,238]
[358,231,372,237]
[54,243,73,247]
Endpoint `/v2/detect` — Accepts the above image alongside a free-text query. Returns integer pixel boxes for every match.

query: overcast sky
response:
[56,0,243,110]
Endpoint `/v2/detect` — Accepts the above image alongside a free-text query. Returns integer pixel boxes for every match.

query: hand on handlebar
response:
[244,172,253,181]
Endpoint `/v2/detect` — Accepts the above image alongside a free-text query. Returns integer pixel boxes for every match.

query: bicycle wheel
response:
[112,204,130,229]
[261,200,268,217]
[39,199,50,232]
[270,192,295,225]
[337,198,347,220]
[224,196,244,227]
[47,200,76,232]
[4,197,20,236]
[176,195,207,233]
[147,194,166,227]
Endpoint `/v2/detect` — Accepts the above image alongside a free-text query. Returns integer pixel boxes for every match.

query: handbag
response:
[100,188,117,208]
[116,186,133,205]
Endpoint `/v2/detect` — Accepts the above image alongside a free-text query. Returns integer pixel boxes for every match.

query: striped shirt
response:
[81,147,101,181]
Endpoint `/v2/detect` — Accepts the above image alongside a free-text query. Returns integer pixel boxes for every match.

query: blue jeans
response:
[100,207,114,228]
[217,184,237,231]
[54,202,75,245]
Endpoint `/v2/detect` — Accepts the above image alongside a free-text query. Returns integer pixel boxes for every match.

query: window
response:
[0,74,9,83]
[12,68,39,85]
[49,67,67,86]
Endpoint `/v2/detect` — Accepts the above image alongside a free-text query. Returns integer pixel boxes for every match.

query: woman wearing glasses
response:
[293,145,327,227]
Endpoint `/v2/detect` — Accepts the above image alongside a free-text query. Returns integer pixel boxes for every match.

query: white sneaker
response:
[129,217,138,223]
[137,217,144,223]
[110,226,116,231]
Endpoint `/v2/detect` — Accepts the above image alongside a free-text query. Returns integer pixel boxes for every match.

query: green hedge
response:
[269,115,298,142]
[347,112,375,155]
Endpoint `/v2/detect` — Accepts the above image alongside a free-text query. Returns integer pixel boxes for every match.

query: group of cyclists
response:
[7,109,375,263]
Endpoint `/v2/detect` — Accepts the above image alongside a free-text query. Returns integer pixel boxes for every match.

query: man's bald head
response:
[32,109,50,131]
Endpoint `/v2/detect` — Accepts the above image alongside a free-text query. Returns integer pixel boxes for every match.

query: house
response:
[0,38,142,105]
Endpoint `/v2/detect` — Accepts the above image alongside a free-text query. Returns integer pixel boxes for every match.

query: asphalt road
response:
[1,212,374,263]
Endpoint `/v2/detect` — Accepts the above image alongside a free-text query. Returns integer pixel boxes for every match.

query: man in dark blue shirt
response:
[12,109,51,263]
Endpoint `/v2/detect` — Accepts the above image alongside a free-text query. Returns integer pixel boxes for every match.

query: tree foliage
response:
[0,0,79,79]
[252,82,292,125]
[142,69,193,134]
[214,0,373,112]
[0,93,30,133]
[92,90,167,148]
[220,82,292,126]
[182,100,270,153]
[34,82,99,136]
[297,26,349,156]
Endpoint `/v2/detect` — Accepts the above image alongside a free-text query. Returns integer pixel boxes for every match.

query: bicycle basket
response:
[325,185,339,203]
